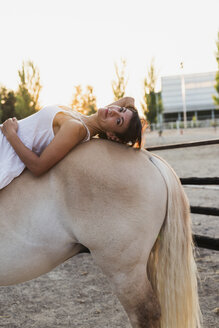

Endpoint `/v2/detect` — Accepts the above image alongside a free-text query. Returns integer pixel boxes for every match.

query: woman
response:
[0,97,142,190]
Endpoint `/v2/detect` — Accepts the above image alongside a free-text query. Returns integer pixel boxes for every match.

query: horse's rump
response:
[0,139,166,286]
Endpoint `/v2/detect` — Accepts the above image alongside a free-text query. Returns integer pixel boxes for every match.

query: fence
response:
[150,118,219,131]
[146,138,219,251]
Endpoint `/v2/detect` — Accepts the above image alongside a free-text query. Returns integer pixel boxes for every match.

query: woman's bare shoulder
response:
[53,106,79,126]
[53,112,85,137]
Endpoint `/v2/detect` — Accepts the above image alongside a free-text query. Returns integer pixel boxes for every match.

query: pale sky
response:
[0,0,218,110]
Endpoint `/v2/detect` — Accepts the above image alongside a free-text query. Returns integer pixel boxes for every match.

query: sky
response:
[0,0,218,110]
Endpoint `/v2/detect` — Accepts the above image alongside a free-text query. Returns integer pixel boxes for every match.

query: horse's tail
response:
[147,154,202,328]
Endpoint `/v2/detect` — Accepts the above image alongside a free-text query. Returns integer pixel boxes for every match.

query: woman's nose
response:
[109,108,120,117]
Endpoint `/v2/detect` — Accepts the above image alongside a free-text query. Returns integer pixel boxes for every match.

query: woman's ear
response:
[106,131,121,142]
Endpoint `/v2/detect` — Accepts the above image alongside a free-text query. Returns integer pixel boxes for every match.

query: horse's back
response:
[0,139,167,285]
[56,140,167,270]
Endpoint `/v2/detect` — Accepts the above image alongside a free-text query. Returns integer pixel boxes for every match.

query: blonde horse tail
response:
[147,154,202,328]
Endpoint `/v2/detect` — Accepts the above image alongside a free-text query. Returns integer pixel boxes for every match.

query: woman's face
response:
[98,105,133,139]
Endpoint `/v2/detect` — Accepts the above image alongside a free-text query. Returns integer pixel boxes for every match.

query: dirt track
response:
[0,127,218,327]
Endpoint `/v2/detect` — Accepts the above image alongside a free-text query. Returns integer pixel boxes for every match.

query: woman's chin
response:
[98,107,107,120]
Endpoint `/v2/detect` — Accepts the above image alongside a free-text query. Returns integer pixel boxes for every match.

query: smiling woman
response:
[0,97,143,190]
[98,105,142,147]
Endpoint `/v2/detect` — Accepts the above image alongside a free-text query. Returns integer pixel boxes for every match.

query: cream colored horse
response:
[0,139,201,328]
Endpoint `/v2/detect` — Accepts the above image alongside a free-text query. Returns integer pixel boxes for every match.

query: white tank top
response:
[0,105,90,189]
[18,104,90,155]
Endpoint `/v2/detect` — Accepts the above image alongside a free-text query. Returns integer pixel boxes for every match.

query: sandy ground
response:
[0,127,218,328]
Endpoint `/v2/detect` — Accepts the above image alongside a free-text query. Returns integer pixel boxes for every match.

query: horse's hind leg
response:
[99,260,160,328]
[114,264,160,328]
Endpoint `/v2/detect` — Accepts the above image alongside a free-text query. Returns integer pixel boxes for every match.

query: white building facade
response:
[161,71,219,122]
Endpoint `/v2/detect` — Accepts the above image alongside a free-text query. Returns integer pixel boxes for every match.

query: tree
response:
[213,31,219,106]
[71,85,97,115]
[15,61,42,119]
[81,85,97,115]
[112,58,128,101]
[141,59,163,125]
[0,86,16,123]
[71,85,82,110]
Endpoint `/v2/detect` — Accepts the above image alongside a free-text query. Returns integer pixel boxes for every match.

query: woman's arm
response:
[107,97,135,108]
[1,118,86,176]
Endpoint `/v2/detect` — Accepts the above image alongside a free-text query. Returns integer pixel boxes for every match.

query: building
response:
[161,71,219,122]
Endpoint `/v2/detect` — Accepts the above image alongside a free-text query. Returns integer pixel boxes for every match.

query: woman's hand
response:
[1,117,18,140]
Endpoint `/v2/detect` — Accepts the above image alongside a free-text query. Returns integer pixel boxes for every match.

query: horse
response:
[0,139,201,328]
